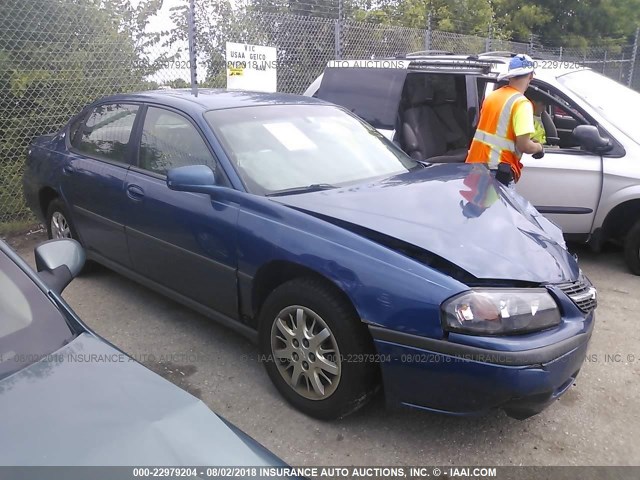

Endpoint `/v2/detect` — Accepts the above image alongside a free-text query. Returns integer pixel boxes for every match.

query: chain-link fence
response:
[1,0,639,229]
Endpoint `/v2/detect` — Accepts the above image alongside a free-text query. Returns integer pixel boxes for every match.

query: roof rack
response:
[477,51,518,57]
[408,57,496,74]
[405,50,454,57]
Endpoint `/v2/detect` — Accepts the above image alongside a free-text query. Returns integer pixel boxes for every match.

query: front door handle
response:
[126,184,145,201]
[63,165,75,175]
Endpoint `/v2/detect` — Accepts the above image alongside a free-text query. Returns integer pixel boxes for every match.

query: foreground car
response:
[305,53,640,274]
[23,90,595,419]
[0,238,288,466]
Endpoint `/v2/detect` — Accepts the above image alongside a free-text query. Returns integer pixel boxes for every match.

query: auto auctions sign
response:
[226,42,277,92]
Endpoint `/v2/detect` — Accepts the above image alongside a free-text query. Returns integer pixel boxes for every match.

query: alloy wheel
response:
[270,305,341,400]
[50,211,72,239]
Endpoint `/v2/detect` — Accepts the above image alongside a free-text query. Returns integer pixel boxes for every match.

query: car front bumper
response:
[370,314,594,419]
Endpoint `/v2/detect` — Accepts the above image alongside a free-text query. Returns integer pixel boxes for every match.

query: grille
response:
[556,278,598,314]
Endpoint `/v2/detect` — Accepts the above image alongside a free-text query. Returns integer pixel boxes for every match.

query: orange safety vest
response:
[466,86,531,182]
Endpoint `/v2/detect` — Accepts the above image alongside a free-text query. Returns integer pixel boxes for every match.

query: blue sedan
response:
[23,89,596,420]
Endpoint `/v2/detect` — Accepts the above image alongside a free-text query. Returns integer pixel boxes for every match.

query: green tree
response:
[0,0,165,224]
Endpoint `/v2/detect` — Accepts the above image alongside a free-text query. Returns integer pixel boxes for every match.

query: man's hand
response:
[532,143,545,159]
[516,134,544,155]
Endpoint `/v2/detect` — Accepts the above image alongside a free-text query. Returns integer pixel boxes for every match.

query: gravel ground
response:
[7,229,640,467]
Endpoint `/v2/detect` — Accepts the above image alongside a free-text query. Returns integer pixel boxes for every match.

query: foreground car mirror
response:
[34,239,85,294]
[167,165,219,195]
[573,125,613,153]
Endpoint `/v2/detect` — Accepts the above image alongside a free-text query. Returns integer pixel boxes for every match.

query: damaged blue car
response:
[23,90,596,420]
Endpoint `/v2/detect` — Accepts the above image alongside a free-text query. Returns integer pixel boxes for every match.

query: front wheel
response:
[624,219,640,275]
[258,278,378,420]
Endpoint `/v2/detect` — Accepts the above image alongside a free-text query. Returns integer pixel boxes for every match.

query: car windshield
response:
[0,249,75,380]
[557,69,640,143]
[205,104,419,195]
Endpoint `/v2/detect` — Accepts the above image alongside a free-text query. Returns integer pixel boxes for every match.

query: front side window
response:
[206,104,418,195]
[72,103,139,163]
[0,252,75,380]
[139,107,216,175]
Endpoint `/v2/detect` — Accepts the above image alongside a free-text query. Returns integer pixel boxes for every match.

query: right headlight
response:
[442,288,561,335]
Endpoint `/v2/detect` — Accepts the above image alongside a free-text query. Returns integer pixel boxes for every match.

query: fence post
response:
[559,46,562,61]
[620,52,625,82]
[485,24,492,53]
[334,0,344,59]
[628,26,639,87]
[188,0,198,96]
[424,4,432,51]
[603,50,607,74]
[527,34,534,55]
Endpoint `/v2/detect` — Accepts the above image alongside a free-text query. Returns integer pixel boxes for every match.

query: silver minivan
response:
[305,53,640,274]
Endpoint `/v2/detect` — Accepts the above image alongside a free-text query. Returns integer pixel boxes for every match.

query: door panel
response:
[61,103,139,267]
[123,106,239,318]
[517,151,601,234]
[124,172,239,318]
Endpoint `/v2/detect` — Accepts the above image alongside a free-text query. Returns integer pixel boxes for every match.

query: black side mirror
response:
[573,125,613,153]
[34,239,85,293]
[166,165,218,195]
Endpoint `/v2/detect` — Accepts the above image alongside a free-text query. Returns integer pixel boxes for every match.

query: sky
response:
[136,0,244,84]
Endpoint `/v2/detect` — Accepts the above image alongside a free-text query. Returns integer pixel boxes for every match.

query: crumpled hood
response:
[0,333,284,466]
[273,163,579,284]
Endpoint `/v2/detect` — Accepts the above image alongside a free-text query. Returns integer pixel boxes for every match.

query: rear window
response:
[316,68,407,130]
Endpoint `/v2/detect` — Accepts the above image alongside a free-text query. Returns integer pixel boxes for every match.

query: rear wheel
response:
[46,199,77,241]
[45,198,95,273]
[258,277,378,420]
[624,219,640,275]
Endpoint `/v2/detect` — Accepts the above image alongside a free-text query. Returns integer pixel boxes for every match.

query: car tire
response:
[624,219,640,275]
[46,198,79,241]
[258,277,379,420]
[45,198,95,273]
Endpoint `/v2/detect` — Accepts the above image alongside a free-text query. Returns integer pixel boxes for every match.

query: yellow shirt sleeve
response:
[531,117,546,143]
[512,100,534,137]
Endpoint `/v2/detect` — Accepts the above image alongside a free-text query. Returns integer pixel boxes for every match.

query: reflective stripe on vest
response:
[475,91,525,168]
[472,130,516,167]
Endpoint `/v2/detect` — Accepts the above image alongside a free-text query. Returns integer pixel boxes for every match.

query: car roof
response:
[90,88,327,112]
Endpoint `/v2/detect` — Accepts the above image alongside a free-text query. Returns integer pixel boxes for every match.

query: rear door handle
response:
[63,165,75,175]
[126,184,145,201]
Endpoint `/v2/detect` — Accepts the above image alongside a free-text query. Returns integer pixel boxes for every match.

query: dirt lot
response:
[7,229,640,466]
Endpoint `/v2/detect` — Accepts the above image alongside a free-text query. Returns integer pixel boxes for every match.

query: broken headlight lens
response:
[442,288,560,335]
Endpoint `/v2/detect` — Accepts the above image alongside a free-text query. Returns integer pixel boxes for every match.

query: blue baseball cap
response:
[498,54,536,81]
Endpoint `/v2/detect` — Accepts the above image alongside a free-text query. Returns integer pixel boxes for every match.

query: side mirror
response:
[572,125,613,153]
[34,239,85,294]
[166,165,218,195]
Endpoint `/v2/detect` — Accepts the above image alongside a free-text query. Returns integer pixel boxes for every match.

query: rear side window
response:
[71,103,139,163]
[316,68,407,130]
[139,107,216,175]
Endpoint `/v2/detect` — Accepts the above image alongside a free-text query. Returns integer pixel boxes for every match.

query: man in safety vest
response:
[466,54,544,184]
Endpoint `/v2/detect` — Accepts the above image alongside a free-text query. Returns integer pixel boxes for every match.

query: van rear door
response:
[314,58,497,140]
[316,60,410,136]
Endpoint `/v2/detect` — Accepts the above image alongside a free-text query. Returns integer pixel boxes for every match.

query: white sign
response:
[226,42,277,92]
